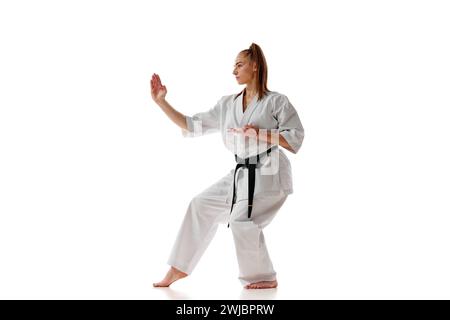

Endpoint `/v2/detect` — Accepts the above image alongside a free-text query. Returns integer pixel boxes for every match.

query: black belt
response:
[227,147,273,227]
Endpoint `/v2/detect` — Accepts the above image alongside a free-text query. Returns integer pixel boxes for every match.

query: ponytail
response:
[239,43,270,101]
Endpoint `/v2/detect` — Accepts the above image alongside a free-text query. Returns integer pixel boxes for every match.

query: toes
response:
[244,281,277,289]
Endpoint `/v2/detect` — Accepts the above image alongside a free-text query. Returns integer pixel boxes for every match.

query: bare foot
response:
[244,280,278,289]
[153,267,188,287]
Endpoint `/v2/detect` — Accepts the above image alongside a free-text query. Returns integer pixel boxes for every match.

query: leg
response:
[229,192,288,289]
[167,195,229,274]
[154,172,233,287]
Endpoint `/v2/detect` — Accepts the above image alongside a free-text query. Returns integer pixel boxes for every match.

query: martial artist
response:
[151,43,304,289]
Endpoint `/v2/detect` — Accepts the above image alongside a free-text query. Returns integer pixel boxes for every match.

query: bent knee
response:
[186,196,228,220]
[228,219,260,231]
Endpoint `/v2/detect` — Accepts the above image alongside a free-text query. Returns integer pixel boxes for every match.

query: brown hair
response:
[235,42,271,102]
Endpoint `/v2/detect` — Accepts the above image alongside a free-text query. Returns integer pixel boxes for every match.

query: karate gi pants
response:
[167,172,288,285]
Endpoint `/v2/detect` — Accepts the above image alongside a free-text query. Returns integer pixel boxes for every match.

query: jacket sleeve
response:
[182,96,224,138]
[272,94,305,154]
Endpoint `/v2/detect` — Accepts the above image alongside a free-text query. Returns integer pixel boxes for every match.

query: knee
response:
[229,220,262,245]
[186,195,213,220]
[228,219,258,232]
[186,196,201,214]
[189,195,205,210]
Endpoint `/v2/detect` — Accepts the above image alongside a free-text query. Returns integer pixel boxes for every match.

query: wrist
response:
[155,98,166,105]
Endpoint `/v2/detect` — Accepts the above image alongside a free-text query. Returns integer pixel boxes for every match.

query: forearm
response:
[155,99,188,131]
[258,130,294,153]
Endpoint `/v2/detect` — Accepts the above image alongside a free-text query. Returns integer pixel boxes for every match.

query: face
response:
[233,53,257,85]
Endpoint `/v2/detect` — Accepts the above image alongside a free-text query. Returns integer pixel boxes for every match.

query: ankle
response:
[171,266,188,276]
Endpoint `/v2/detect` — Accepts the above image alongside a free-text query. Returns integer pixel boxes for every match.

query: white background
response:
[1,0,449,299]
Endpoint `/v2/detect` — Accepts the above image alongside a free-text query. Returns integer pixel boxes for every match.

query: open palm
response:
[150,73,167,102]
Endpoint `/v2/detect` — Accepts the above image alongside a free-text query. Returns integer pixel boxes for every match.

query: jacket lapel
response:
[240,94,258,126]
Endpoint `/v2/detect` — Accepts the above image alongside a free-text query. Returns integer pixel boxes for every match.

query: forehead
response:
[234,54,248,64]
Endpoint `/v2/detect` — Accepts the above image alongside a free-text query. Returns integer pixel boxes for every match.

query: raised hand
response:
[150,73,167,102]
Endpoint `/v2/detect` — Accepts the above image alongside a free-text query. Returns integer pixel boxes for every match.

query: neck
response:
[245,87,257,98]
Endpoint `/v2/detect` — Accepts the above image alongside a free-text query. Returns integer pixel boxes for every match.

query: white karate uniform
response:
[167,90,304,285]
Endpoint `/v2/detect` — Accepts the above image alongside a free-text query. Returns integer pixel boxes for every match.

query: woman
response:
[150,43,304,289]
